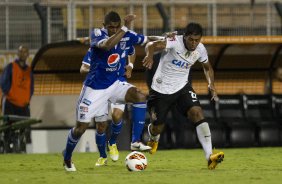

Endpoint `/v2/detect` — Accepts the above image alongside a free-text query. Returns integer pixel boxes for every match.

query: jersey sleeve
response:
[82,48,91,66]
[90,28,107,48]
[165,37,178,49]
[198,43,208,63]
[128,46,135,55]
[127,30,147,46]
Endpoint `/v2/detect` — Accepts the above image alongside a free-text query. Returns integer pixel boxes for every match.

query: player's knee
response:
[74,122,89,137]
[126,87,146,103]
[112,111,123,123]
[112,114,123,124]
[187,106,204,123]
[151,121,164,135]
[74,127,86,137]
[96,121,108,134]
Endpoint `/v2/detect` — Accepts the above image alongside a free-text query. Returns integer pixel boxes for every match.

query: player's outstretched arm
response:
[143,40,166,69]
[125,50,136,78]
[146,31,177,43]
[99,14,136,51]
[202,61,219,101]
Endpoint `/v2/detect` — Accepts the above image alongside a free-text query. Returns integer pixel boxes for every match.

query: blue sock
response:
[95,132,107,158]
[64,128,80,161]
[131,102,147,143]
[109,120,123,145]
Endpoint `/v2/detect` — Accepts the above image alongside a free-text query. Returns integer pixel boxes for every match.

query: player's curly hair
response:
[104,11,121,25]
[184,22,203,36]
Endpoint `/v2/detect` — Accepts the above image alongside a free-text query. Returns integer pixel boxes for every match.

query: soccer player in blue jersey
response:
[62,11,163,171]
[79,46,136,162]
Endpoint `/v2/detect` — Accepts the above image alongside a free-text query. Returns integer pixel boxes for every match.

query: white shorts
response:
[110,103,125,113]
[76,80,133,123]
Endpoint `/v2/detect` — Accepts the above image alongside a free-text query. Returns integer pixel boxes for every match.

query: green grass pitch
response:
[0,147,282,184]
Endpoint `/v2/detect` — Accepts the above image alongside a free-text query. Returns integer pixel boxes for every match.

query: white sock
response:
[196,122,212,161]
[148,124,160,142]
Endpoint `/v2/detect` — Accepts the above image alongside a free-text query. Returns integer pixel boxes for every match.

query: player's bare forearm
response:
[99,31,127,50]
[126,52,136,78]
[202,62,218,101]
[147,36,165,42]
[143,40,165,69]
[146,40,166,55]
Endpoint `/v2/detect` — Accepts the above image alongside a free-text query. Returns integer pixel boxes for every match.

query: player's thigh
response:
[176,86,203,120]
[109,80,135,103]
[147,90,175,125]
[76,86,109,123]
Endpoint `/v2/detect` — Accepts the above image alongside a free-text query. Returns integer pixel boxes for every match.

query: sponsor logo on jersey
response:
[82,98,92,106]
[107,53,120,68]
[156,77,162,83]
[79,106,88,112]
[171,59,190,69]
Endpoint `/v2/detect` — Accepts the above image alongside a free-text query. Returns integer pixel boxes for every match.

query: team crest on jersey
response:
[107,54,120,67]
[120,41,126,50]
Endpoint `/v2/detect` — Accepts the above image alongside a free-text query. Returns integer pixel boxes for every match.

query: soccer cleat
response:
[147,140,158,154]
[63,160,77,172]
[108,143,119,161]
[62,149,76,172]
[208,151,224,170]
[95,157,108,166]
[130,142,151,151]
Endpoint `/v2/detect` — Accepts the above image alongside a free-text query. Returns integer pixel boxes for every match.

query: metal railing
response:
[0,0,281,50]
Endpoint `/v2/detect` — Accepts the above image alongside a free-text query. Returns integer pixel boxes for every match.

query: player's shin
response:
[64,128,81,161]
[109,120,123,145]
[131,103,147,143]
[96,132,107,158]
[195,120,212,161]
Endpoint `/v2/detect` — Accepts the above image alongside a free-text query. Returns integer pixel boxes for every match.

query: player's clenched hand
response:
[164,31,177,39]
[209,85,219,102]
[124,14,136,27]
[125,65,133,78]
[142,56,154,69]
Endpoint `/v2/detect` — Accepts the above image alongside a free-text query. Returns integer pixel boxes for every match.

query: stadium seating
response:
[244,95,281,146]
[216,95,256,147]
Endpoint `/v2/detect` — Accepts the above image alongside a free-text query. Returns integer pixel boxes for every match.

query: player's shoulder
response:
[196,42,207,52]
[126,30,139,36]
[91,28,107,37]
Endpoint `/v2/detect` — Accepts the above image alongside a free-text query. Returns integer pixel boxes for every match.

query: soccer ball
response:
[125,151,148,171]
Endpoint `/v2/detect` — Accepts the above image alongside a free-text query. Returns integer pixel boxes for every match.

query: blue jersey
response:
[84,28,145,89]
[82,46,135,83]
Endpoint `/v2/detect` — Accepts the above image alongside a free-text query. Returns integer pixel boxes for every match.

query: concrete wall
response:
[27,129,97,154]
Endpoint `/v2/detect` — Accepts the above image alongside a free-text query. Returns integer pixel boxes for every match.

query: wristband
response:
[121,26,128,32]
[128,63,134,69]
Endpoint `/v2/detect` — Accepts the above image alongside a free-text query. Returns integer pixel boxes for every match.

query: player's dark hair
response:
[184,22,203,36]
[104,11,121,25]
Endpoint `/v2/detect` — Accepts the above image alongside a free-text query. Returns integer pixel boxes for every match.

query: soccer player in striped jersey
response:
[143,22,224,170]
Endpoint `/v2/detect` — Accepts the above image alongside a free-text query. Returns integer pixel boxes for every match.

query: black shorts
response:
[147,83,201,125]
